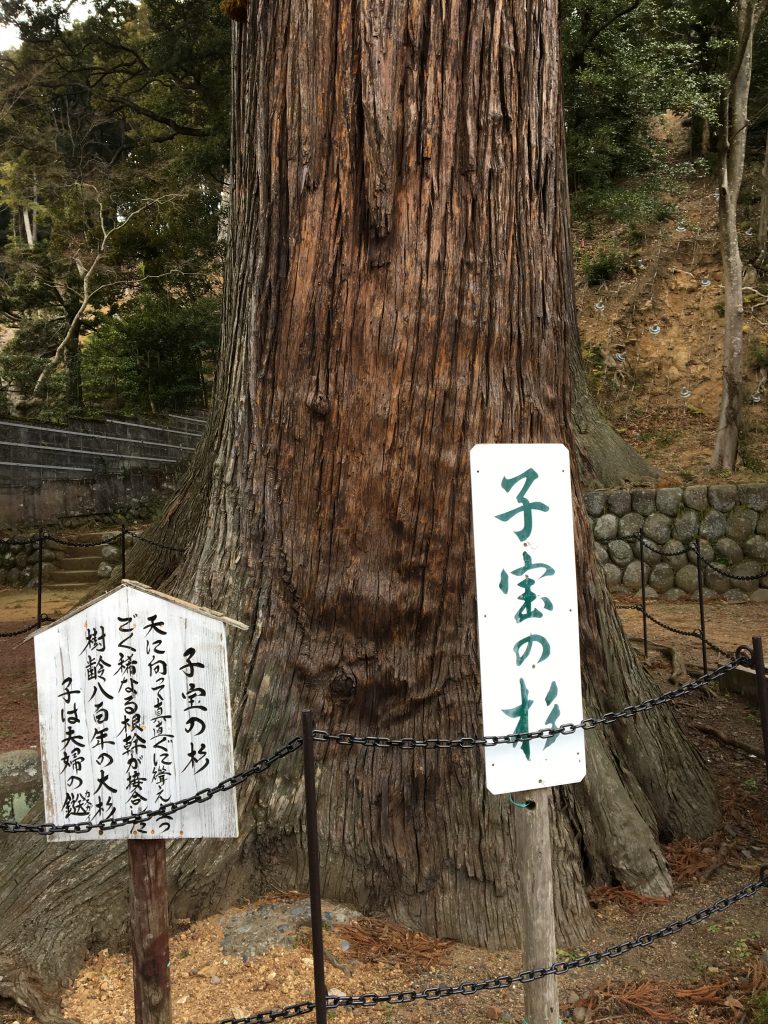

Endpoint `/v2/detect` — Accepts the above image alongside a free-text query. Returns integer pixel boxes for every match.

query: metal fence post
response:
[695,539,708,673]
[752,637,768,787]
[37,527,45,627]
[639,529,648,658]
[121,524,127,580]
[301,711,327,1024]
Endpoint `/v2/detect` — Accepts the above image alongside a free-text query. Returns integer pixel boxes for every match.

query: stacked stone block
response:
[0,538,47,588]
[587,484,768,603]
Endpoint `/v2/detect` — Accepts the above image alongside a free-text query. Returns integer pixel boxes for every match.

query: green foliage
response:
[580,247,625,286]
[749,991,768,1024]
[748,334,768,371]
[562,0,731,190]
[81,293,219,416]
[0,0,228,417]
[571,184,677,227]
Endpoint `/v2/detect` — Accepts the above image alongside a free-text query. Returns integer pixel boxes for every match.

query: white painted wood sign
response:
[470,444,585,794]
[34,580,244,841]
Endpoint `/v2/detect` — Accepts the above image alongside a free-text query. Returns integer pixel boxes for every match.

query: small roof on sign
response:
[28,579,248,639]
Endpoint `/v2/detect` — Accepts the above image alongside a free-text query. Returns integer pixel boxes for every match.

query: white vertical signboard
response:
[34,580,243,841]
[470,444,585,794]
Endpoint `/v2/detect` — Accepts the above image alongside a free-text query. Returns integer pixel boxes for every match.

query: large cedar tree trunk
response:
[0,1,713,1019]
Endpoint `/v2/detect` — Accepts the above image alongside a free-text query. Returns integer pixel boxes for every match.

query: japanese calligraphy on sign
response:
[469,444,585,794]
[34,580,243,841]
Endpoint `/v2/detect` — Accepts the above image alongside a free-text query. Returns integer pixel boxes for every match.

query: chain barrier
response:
[0,621,39,638]
[703,636,736,659]
[642,608,704,641]
[312,655,748,751]
[0,737,303,835]
[45,532,123,547]
[621,532,768,582]
[133,534,184,553]
[0,613,52,639]
[0,655,748,834]
[220,869,768,1024]
[0,530,183,551]
[700,555,768,583]
[615,604,737,661]
[0,534,39,547]
[623,533,694,557]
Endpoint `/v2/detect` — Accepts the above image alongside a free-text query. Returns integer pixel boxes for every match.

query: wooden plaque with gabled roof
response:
[33,580,246,841]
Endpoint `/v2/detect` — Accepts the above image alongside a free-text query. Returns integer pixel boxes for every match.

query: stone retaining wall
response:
[0,538,45,588]
[587,484,768,603]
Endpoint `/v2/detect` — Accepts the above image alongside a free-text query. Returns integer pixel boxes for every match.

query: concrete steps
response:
[45,531,121,585]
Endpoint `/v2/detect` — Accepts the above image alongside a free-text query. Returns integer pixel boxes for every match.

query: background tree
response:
[0,0,228,417]
[0,0,721,1018]
[711,0,766,470]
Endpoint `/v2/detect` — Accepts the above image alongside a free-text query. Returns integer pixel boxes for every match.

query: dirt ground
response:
[2,585,768,1024]
[575,144,768,483]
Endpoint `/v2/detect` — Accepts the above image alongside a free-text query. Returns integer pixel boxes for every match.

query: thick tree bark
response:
[571,350,657,488]
[0,1,714,1018]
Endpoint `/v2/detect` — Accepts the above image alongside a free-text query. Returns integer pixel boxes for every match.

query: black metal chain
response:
[615,603,731,652]
[220,869,768,1024]
[0,737,303,835]
[313,656,748,751]
[0,656,748,834]
[642,608,704,640]
[0,622,39,638]
[45,532,123,547]
[0,535,38,547]
[699,556,768,582]
[133,534,184,553]
[622,533,694,557]
[703,637,736,659]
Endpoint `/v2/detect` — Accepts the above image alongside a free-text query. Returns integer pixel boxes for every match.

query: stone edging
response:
[586,484,768,604]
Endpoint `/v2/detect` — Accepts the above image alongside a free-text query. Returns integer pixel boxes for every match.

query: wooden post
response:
[128,839,171,1024]
[514,789,559,1024]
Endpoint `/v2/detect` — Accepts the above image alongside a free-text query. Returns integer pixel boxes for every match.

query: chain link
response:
[0,614,52,639]
[0,737,303,835]
[642,608,704,640]
[616,603,704,641]
[0,535,39,547]
[0,622,38,638]
[313,656,748,750]
[133,534,184,553]
[623,533,693,557]
[700,556,768,583]
[614,604,735,659]
[0,655,750,832]
[44,532,123,547]
[221,870,768,1024]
